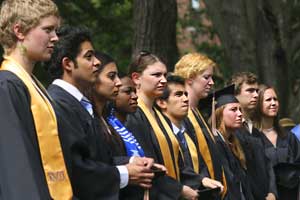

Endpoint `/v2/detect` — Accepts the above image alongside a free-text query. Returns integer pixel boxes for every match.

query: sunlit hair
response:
[0,0,59,54]
[253,84,286,138]
[173,52,216,79]
[128,51,163,75]
[214,105,247,169]
[228,72,258,95]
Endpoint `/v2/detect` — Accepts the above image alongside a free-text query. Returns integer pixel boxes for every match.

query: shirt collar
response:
[52,79,86,102]
[172,123,185,135]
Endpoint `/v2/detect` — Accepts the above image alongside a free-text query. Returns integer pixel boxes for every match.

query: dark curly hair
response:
[46,25,92,80]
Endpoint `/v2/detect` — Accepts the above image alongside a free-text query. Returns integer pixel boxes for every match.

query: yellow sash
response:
[155,109,183,179]
[188,108,215,179]
[188,108,227,198]
[184,133,199,173]
[1,57,73,199]
[138,99,179,180]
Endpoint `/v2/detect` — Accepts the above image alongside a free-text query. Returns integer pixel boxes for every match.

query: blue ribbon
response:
[107,113,145,157]
[291,124,300,142]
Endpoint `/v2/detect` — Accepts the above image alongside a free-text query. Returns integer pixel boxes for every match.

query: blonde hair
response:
[0,0,59,54]
[215,105,247,169]
[174,52,216,79]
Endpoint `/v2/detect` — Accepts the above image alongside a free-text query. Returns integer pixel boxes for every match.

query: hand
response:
[152,163,167,173]
[201,177,224,192]
[265,193,276,200]
[126,163,154,189]
[131,156,154,168]
[181,185,198,200]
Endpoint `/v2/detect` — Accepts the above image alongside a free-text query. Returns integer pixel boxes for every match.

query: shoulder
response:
[0,70,28,92]
[0,70,30,104]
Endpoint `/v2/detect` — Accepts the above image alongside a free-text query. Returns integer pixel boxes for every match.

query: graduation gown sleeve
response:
[0,71,52,200]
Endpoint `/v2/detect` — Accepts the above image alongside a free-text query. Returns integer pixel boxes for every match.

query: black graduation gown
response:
[0,71,52,200]
[183,112,224,184]
[48,84,121,200]
[161,113,210,185]
[155,112,204,189]
[261,131,300,200]
[102,120,145,200]
[235,126,277,200]
[126,107,200,199]
[215,135,254,200]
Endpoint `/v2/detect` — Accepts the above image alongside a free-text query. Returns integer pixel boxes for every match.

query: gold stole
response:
[188,108,227,198]
[188,108,215,179]
[138,99,180,180]
[1,57,73,200]
[184,133,199,173]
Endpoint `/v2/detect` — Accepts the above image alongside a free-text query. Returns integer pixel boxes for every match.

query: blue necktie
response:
[80,98,93,116]
[177,130,187,149]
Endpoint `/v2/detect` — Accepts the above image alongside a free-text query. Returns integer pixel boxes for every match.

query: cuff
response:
[116,165,129,189]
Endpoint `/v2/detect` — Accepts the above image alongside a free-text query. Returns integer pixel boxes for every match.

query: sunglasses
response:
[137,50,151,66]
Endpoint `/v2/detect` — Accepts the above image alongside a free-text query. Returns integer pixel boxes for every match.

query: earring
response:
[18,42,27,55]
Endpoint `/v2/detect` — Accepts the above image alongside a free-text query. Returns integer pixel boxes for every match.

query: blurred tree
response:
[54,0,133,71]
[132,0,179,71]
[203,0,300,121]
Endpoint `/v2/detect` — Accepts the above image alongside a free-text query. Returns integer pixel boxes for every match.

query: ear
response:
[62,57,75,73]
[155,99,167,111]
[13,23,25,40]
[186,78,193,86]
[131,72,141,86]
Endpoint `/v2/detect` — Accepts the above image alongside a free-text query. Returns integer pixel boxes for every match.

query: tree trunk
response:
[132,0,179,71]
[203,0,297,119]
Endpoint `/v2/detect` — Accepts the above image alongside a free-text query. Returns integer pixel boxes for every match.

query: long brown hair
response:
[253,85,286,138]
[215,105,247,169]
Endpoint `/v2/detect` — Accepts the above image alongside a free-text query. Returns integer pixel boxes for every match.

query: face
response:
[236,83,258,111]
[164,83,189,122]
[138,62,167,98]
[261,88,279,118]
[189,66,214,100]
[115,77,138,114]
[72,41,100,87]
[222,102,243,130]
[22,15,59,61]
[94,62,121,101]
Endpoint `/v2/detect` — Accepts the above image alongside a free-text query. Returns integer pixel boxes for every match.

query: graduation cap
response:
[273,162,300,189]
[197,187,221,200]
[198,85,238,135]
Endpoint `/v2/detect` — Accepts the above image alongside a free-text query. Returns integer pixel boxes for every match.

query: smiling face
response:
[222,102,243,131]
[22,15,60,62]
[261,88,279,118]
[137,61,167,99]
[94,62,122,101]
[188,65,214,100]
[115,76,138,114]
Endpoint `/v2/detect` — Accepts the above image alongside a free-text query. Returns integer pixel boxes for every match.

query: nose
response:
[131,91,138,100]
[50,30,59,43]
[115,75,122,87]
[160,74,167,83]
[237,109,243,117]
[270,99,276,106]
[208,77,214,86]
[93,57,101,67]
[253,90,258,98]
[183,93,189,103]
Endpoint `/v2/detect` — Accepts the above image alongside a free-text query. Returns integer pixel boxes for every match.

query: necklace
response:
[262,127,274,132]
